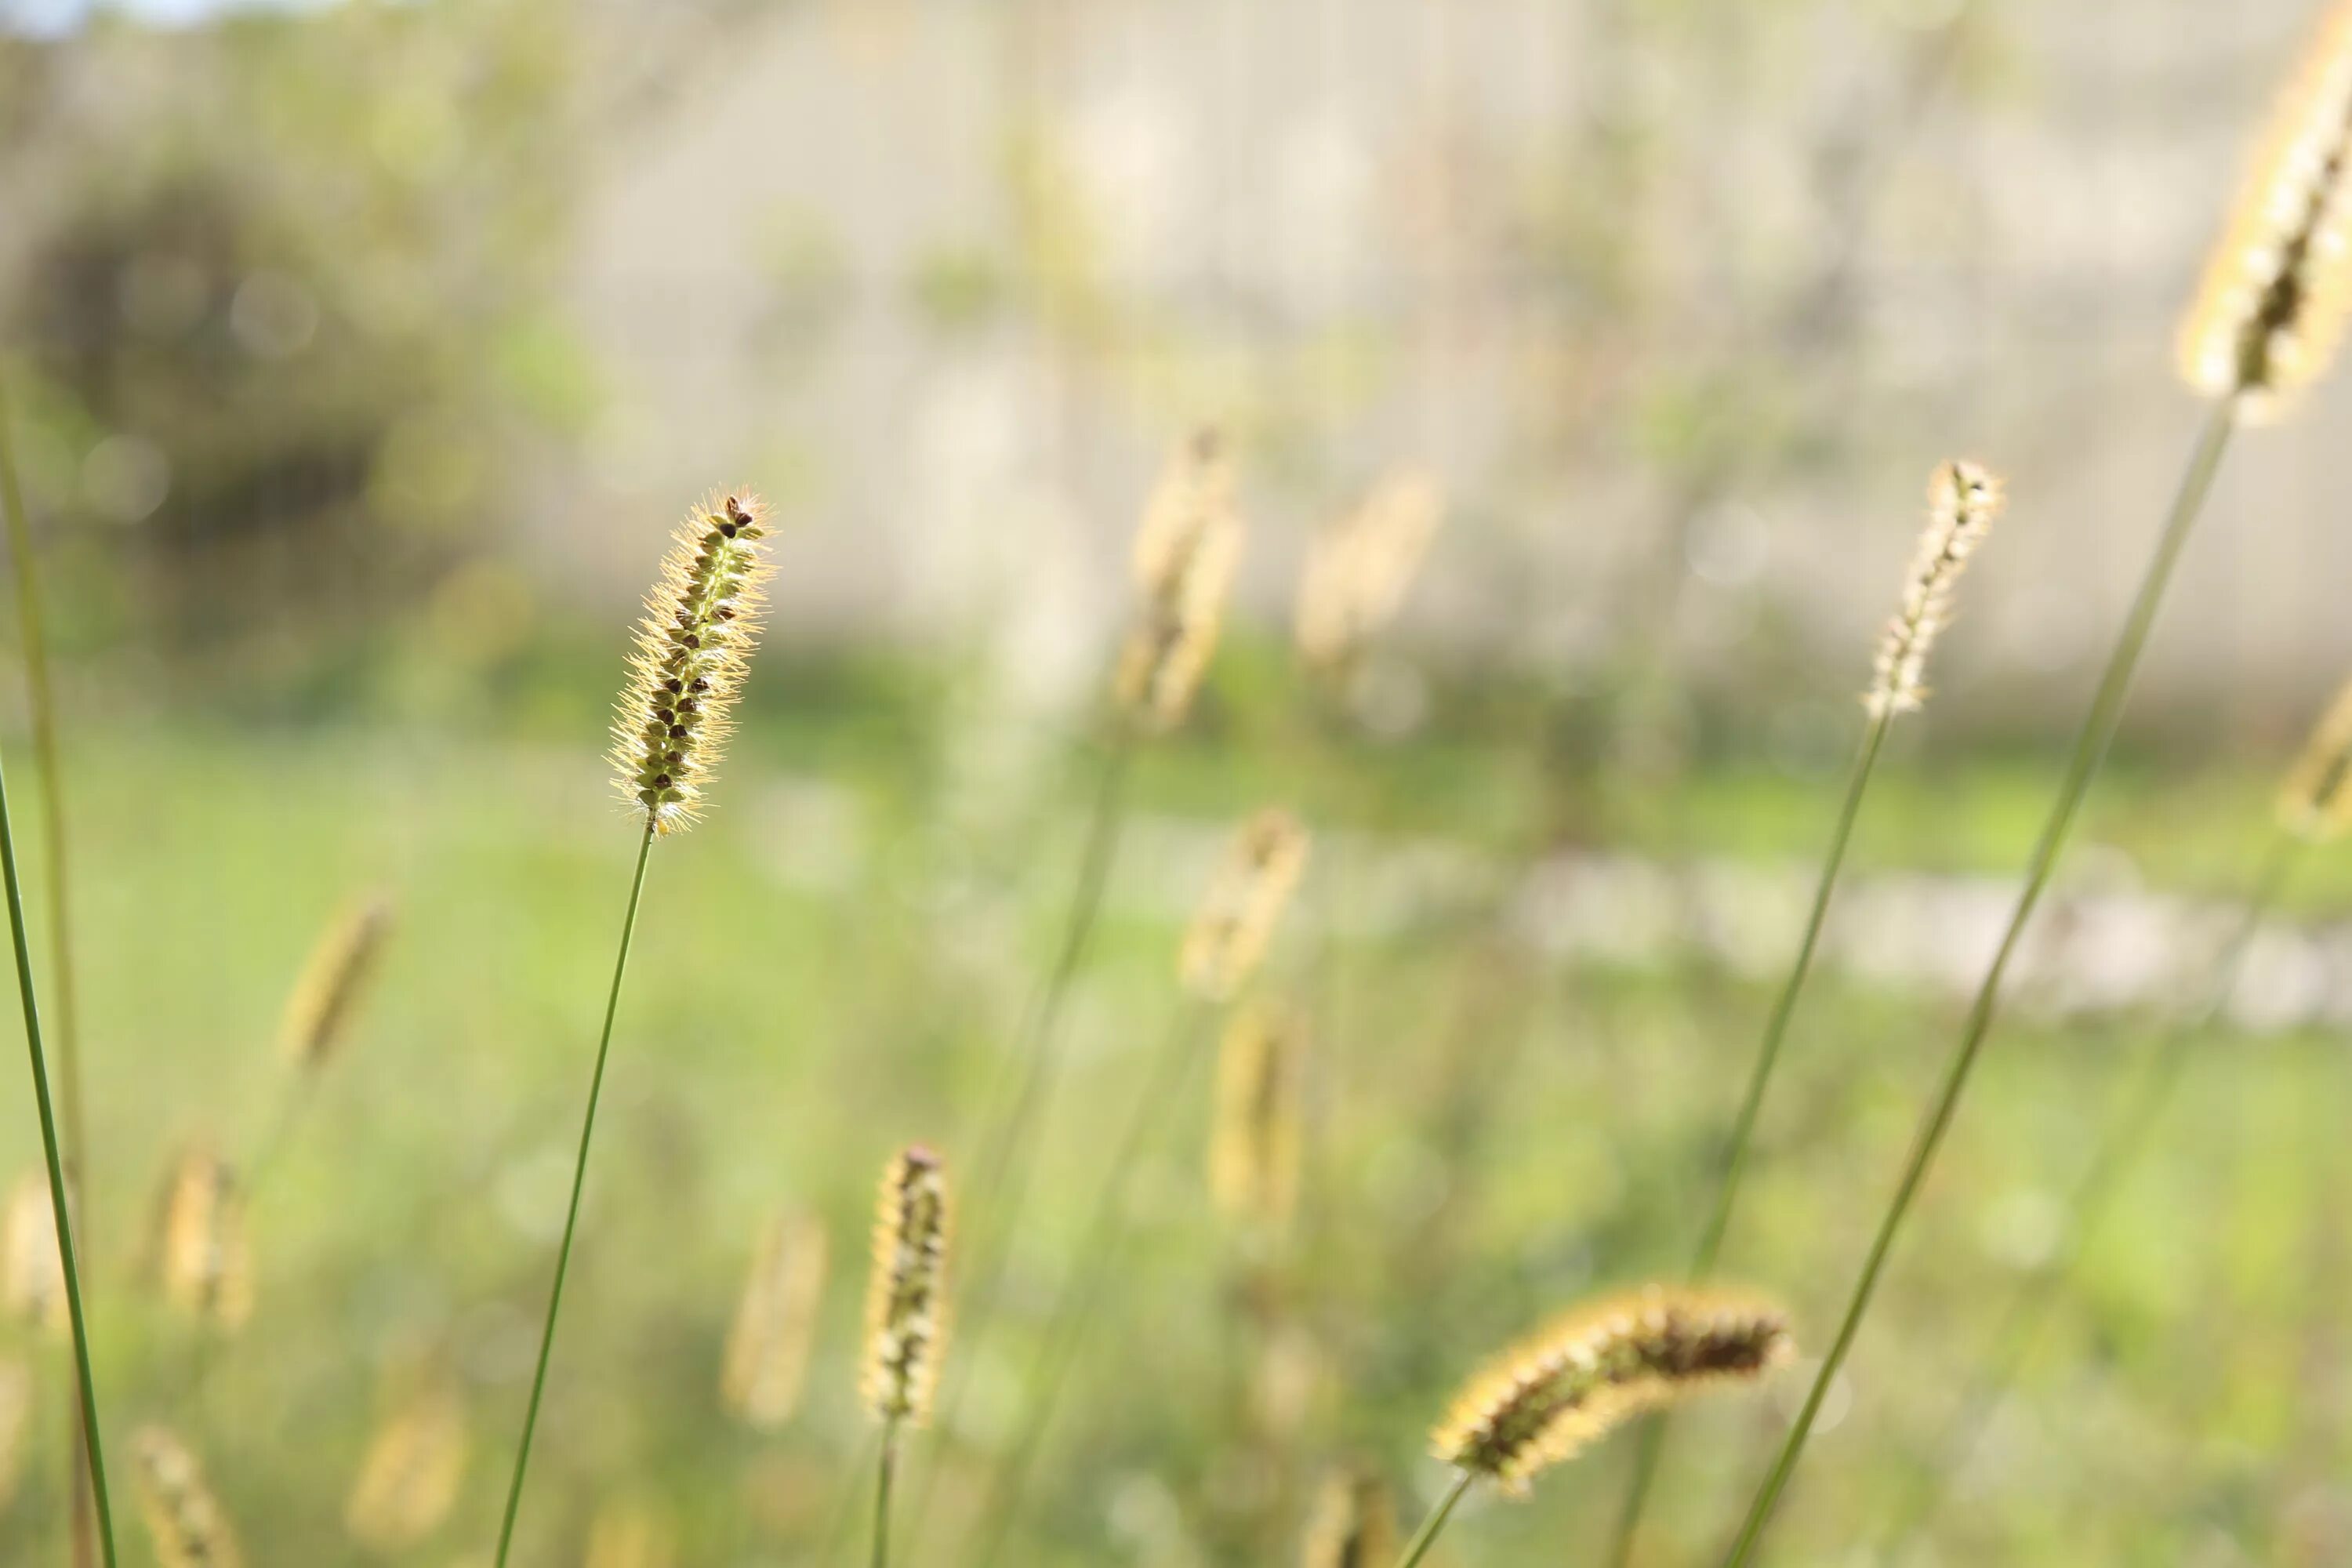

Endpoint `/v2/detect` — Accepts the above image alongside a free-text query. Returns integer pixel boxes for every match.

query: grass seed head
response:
[344,1382,470,1552]
[1865,461,2005,720]
[278,891,394,1070]
[610,491,774,835]
[0,1359,28,1515]
[1294,471,1444,673]
[2179,0,2352,418]
[1181,809,1311,1002]
[1300,1464,1397,1568]
[1114,430,1244,732]
[133,1426,244,1568]
[154,1144,253,1332]
[585,1500,678,1568]
[721,1209,830,1430]
[861,1145,951,1426]
[1430,1285,1791,1494]
[1209,997,1307,1226]
[2279,674,2352,838]
[1,1172,64,1338]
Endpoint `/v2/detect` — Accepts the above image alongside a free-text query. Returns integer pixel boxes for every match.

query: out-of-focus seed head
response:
[1209,998,1307,1226]
[2279,674,2352,838]
[1113,430,1245,732]
[153,1144,253,1333]
[1294,471,1444,673]
[1,1172,64,1338]
[861,1145,951,1426]
[1864,462,2005,720]
[0,1359,29,1515]
[1181,809,1311,1002]
[1300,1464,1397,1568]
[584,1499,679,1568]
[721,1209,829,1430]
[344,1381,470,1552]
[133,1426,244,1568]
[278,892,395,1071]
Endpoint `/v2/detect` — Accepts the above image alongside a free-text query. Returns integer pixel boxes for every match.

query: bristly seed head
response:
[1430,1285,1792,1495]
[610,491,774,834]
[132,1425,244,1568]
[2180,0,2352,419]
[154,1144,253,1333]
[1181,808,1310,1002]
[278,891,394,1071]
[2278,673,2352,839]
[1209,997,1306,1227]
[1864,462,2005,720]
[862,1145,951,1427]
[1294,470,1445,673]
[722,1209,830,1431]
[1113,430,1245,732]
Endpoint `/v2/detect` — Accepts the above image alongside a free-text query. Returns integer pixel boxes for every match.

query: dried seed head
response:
[2179,0,2352,419]
[2279,675,2352,838]
[1113,430,1245,732]
[1430,1286,1791,1494]
[1181,809,1311,1002]
[861,1145,951,1426]
[1209,998,1306,1226]
[0,1358,30,1515]
[584,1500,678,1568]
[609,491,774,835]
[1294,471,1445,672]
[1300,1465,1397,1568]
[1,1172,64,1338]
[344,1382,470,1552]
[1864,462,2005,720]
[133,1426,244,1568]
[152,1144,253,1333]
[721,1209,830,1430]
[278,892,394,1070]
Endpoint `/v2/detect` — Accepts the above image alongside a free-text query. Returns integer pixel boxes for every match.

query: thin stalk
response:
[1875,826,2302,1554]
[0,363,94,1568]
[0,712,115,1566]
[1394,1471,1475,1568]
[1605,710,1893,1568]
[492,822,656,1568]
[968,1000,1210,1568]
[871,1419,900,1568]
[1717,398,2240,1568]
[903,724,1134,1538]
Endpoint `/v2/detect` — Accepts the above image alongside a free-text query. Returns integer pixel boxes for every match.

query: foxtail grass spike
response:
[721,1209,829,1429]
[862,1146,952,1428]
[1113,430,1244,731]
[1181,809,1311,1003]
[278,893,395,1070]
[1301,1465,1397,1568]
[2278,673,2352,837]
[1295,471,1445,673]
[0,1356,29,1512]
[1209,998,1306,1226]
[2179,0,2352,419]
[1865,462,2006,719]
[609,492,774,834]
[152,1145,252,1333]
[132,1428,240,1568]
[2,1171,64,1335]
[1431,1287,1791,1496]
[345,1383,470,1552]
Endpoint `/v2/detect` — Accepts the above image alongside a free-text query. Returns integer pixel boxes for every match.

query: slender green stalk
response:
[871,1419,900,1568]
[902,724,1134,1539]
[492,823,656,1568]
[1394,1471,1474,1568]
[1605,711,1893,1568]
[968,1000,1210,1568]
[1717,399,2239,1568]
[0,707,115,1566]
[1875,826,2302,1553]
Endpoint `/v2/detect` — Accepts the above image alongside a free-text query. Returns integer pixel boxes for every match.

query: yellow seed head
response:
[133,1426,244,1568]
[345,1382,470,1552]
[1865,462,2005,720]
[2279,674,2352,838]
[2179,0,2352,418]
[1300,1465,1397,1568]
[1181,809,1311,1002]
[1430,1286,1791,1495]
[1,1172,64,1338]
[721,1209,830,1430]
[0,1358,30,1515]
[861,1145,951,1426]
[1113,430,1245,732]
[279,892,395,1070]
[1209,998,1306,1226]
[609,491,775,834]
[153,1144,253,1332]
[1294,471,1445,672]
[584,1500,678,1568]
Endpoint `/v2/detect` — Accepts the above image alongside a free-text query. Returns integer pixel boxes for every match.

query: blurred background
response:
[0,0,2348,1564]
